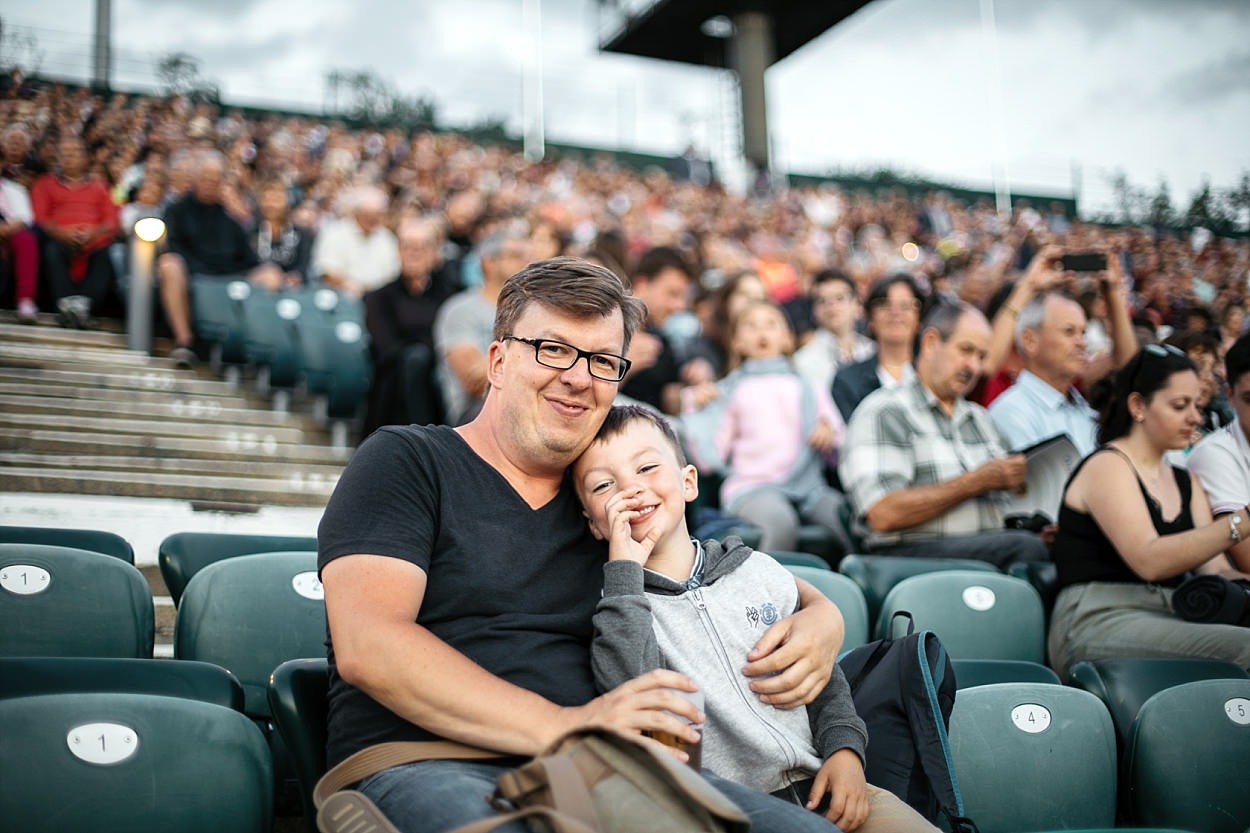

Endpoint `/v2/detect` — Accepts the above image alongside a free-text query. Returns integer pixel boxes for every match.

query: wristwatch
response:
[1230,512,1243,543]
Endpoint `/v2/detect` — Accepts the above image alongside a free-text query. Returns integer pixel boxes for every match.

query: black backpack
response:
[837,611,978,833]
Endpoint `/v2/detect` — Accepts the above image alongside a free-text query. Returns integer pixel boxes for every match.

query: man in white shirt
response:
[1188,333,1250,577]
[312,185,400,295]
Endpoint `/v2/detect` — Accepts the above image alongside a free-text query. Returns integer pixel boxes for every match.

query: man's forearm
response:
[340,618,571,755]
[865,469,989,532]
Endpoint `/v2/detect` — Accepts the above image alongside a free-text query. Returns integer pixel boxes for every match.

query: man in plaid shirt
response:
[839,301,1050,568]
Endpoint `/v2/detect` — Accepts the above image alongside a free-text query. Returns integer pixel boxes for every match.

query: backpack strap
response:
[313,739,507,808]
[845,611,915,690]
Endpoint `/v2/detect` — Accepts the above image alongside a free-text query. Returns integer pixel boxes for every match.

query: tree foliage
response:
[325,68,437,130]
[155,51,220,104]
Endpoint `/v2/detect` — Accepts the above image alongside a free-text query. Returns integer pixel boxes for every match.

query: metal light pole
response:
[128,217,165,354]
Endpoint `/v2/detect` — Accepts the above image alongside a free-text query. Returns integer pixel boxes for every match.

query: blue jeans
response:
[358,759,843,832]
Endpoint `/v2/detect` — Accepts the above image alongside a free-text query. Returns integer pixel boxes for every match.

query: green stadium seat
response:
[158,530,317,606]
[0,692,272,833]
[1067,657,1250,751]
[767,550,831,571]
[877,571,1045,663]
[0,543,153,658]
[1006,560,1058,622]
[950,682,1117,832]
[1125,678,1250,832]
[0,524,134,563]
[0,656,244,710]
[786,564,869,650]
[951,658,1061,690]
[269,658,330,832]
[190,274,252,369]
[838,553,999,625]
[174,550,325,718]
[296,287,371,421]
[242,289,305,396]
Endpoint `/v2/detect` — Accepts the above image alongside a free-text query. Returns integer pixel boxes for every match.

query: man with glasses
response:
[318,256,845,833]
[840,301,1051,568]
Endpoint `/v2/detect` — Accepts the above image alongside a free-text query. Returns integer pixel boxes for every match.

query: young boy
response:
[572,404,939,833]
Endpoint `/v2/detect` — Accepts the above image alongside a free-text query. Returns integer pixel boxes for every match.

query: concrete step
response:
[0,451,345,483]
[0,321,130,349]
[0,366,250,399]
[0,428,349,465]
[0,411,307,444]
[0,393,319,432]
[0,341,180,370]
[0,380,253,410]
[2,466,335,507]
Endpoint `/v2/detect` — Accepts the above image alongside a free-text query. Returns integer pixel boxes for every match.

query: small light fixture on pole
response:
[128,216,166,354]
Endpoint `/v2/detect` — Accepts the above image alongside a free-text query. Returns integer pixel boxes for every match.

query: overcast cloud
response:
[4,0,1248,214]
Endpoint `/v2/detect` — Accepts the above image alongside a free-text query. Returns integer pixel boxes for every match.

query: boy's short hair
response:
[593,404,688,466]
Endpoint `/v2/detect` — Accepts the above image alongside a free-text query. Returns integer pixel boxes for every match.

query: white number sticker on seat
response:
[1225,697,1250,726]
[0,565,50,595]
[292,571,324,600]
[1010,704,1051,733]
[67,723,139,765]
[962,585,996,611]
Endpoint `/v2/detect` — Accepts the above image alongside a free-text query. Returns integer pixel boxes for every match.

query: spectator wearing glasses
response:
[793,268,875,398]
[1048,344,1250,677]
[831,273,925,423]
[433,225,531,425]
[839,301,1050,568]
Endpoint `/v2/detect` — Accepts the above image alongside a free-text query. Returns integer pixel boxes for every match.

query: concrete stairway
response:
[0,314,349,509]
[1,311,350,657]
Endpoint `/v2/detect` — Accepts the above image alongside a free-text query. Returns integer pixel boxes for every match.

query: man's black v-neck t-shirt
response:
[318,425,605,766]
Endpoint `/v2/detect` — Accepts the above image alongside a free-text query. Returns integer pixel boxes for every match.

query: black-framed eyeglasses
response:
[504,336,632,382]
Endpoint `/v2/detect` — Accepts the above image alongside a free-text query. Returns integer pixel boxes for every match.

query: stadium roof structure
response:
[598,0,874,69]
[597,0,875,173]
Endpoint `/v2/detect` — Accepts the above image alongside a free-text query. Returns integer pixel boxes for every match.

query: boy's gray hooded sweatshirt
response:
[592,536,868,794]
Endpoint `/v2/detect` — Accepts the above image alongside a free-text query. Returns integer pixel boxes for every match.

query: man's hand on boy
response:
[809,749,869,831]
[604,488,662,565]
[743,587,841,708]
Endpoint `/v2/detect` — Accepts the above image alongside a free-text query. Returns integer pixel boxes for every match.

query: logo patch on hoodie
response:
[746,601,779,627]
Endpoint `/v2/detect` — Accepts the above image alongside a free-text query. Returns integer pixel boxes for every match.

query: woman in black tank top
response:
[1048,345,1250,677]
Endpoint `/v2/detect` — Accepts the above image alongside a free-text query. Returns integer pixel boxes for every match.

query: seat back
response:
[1068,656,1250,750]
[951,659,1061,690]
[950,682,1117,832]
[1006,560,1058,622]
[877,571,1045,662]
[268,657,330,827]
[1125,678,1250,833]
[768,550,831,571]
[190,275,252,366]
[0,691,272,833]
[158,531,317,606]
[175,551,325,717]
[0,543,154,658]
[0,524,134,563]
[243,290,305,389]
[0,656,244,711]
[786,565,870,650]
[296,288,371,417]
[838,553,999,625]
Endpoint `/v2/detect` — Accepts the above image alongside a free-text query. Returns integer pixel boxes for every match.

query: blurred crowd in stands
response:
[1,79,1248,438]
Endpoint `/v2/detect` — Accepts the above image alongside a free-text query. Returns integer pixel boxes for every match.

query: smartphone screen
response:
[1059,252,1108,272]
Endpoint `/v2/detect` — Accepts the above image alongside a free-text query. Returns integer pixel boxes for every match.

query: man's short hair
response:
[493,256,647,352]
[1013,292,1076,351]
[1225,332,1250,389]
[632,246,694,284]
[592,404,688,466]
[476,222,529,263]
[921,299,979,343]
[812,268,856,296]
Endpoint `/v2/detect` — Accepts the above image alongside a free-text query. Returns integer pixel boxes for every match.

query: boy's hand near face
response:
[603,487,663,565]
[809,748,870,831]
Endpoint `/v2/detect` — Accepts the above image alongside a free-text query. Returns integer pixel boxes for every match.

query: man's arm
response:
[324,553,703,755]
[864,456,1026,532]
[444,343,489,400]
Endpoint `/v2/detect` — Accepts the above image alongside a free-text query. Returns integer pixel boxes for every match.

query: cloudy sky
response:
[4,0,1248,214]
